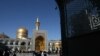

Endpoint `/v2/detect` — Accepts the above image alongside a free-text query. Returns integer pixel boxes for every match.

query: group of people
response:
[33,51,47,56]
[0,50,16,56]
[0,50,48,56]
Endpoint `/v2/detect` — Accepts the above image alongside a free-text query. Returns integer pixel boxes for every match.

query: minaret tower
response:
[32,17,48,52]
[35,17,40,30]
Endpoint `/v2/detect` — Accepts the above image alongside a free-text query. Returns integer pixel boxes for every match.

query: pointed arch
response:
[35,36,45,52]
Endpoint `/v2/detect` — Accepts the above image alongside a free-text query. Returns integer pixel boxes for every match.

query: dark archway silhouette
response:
[21,42,26,45]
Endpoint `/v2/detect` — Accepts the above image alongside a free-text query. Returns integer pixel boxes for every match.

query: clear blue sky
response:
[0,0,61,40]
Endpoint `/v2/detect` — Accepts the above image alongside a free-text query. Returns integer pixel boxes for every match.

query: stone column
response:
[25,41,28,51]
[45,32,48,52]
[8,41,10,45]
[18,41,21,51]
[13,41,16,51]
[32,32,35,51]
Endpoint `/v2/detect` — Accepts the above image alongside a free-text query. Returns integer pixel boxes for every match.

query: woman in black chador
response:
[0,50,3,56]
[38,51,42,56]
[43,51,47,56]
[35,51,41,56]
[13,53,16,56]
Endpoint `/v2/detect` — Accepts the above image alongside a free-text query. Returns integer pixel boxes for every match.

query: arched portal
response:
[20,42,26,51]
[35,36,45,52]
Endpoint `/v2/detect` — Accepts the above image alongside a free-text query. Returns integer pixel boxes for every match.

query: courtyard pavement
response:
[15,53,60,56]
[48,54,60,56]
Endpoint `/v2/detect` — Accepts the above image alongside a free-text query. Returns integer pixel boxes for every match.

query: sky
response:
[0,0,61,40]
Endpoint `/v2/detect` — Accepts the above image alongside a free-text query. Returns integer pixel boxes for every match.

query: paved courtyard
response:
[15,53,59,56]
[48,54,59,56]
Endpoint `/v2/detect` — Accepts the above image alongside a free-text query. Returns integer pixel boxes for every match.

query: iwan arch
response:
[32,18,48,52]
[35,36,45,51]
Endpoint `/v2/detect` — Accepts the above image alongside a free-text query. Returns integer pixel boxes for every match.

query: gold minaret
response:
[35,18,40,30]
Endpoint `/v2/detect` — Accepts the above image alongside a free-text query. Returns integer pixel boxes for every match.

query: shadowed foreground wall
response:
[55,0,100,56]
[67,31,100,56]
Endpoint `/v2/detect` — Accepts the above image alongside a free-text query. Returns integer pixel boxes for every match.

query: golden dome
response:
[17,27,28,33]
[16,27,28,39]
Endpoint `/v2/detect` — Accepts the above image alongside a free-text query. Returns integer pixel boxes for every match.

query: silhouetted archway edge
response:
[55,0,67,56]
[56,0,100,56]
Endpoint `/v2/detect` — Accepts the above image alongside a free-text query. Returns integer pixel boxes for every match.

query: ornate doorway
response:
[35,36,45,52]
